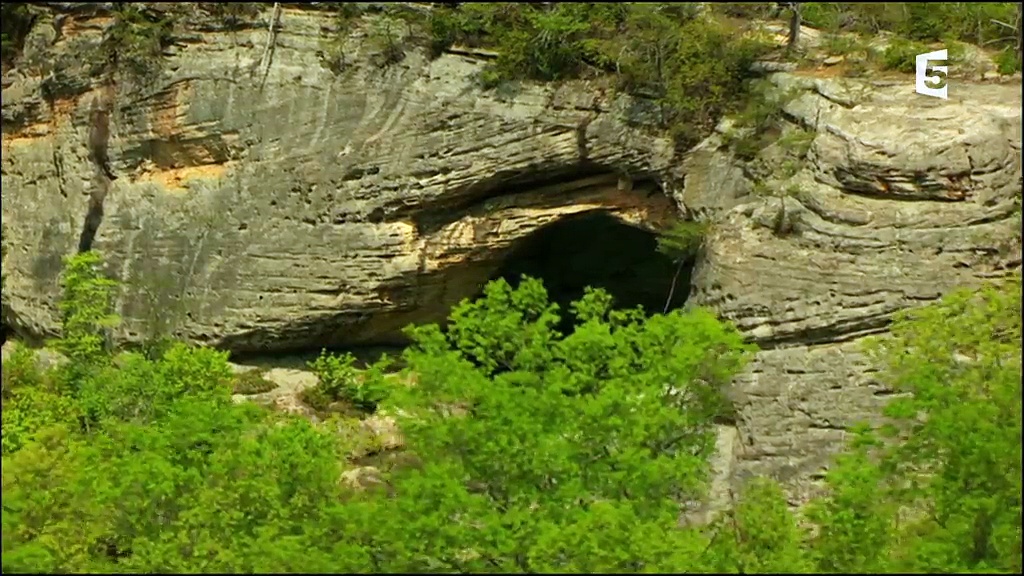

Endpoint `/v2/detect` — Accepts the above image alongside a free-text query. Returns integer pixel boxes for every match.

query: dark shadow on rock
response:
[488,210,693,332]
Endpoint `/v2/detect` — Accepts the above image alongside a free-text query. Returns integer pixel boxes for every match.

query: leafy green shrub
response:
[305,351,391,413]
[51,251,120,371]
[137,336,177,361]
[996,46,1022,74]
[616,7,769,148]
[721,80,798,160]
[231,369,278,395]
[712,3,778,20]
[429,3,607,84]
[776,127,815,156]
[75,343,234,428]
[0,3,35,66]
[1,394,355,574]
[375,276,755,571]
[95,4,181,80]
[365,13,413,67]
[425,3,768,147]
[317,3,366,73]
[880,37,930,72]
[657,220,710,261]
[5,233,1021,573]
[803,2,1019,53]
[800,2,847,31]
[715,275,1022,574]
[1,345,80,454]
[704,477,813,573]
[822,33,864,56]
[792,274,1022,573]
[803,426,897,573]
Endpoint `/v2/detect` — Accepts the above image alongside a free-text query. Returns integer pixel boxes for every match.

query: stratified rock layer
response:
[682,73,1021,500]
[2,5,1021,503]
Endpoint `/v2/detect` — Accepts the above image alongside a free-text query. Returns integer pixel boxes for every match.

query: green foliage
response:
[861,274,1022,573]
[51,251,120,370]
[74,344,234,428]
[802,2,1019,52]
[880,37,930,72]
[1,398,356,573]
[365,13,414,68]
[0,3,35,66]
[2,255,760,573]
[428,3,605,80]
[231,368,278,395]
[771,128,816,178]
[657,220,710,261]
[705,478,813,573]
[995,46,1022,74]
[715,275,1022,574]
[95,4,181,80]
[304,351,391,413]
[1,346,81,454]
[319,3,427,71]
[821,32,867,57]
[722,79,799,160]
[317,3,365,73]
[4,248,1021,574]
[379,276,755,571]
[804,433,897,573]
[425,3,768,147]
[614,6,770,148]
[712,3,779,20]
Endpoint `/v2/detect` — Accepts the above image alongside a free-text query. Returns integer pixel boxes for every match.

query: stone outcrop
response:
[1,5,677,353]
[2,5,1021,504]
[681,72,1021,502]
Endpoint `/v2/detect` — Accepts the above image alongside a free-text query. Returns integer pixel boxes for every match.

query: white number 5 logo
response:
[915,49,949,100]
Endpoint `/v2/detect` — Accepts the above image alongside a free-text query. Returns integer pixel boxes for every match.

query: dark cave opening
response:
[489,211,693,330]
[226,211,695,367]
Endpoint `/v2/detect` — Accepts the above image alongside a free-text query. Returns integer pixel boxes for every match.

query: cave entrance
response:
[490,211,693,329]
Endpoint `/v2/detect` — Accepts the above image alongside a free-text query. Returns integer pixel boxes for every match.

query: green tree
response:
[804,424,898,573]
[374,276,756,571]
[2,257,759,573]
[704,477,813,573]
[51,251,120,369]
[787,274,1023,574]
[863,274,1023,573]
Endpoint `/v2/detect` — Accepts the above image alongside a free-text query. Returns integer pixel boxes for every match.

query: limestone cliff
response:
[2,4,1021,503]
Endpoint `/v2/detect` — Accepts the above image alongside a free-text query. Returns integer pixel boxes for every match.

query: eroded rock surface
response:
[1,6,676,352]
[2,5,1021,504]
[682,73,1021,501]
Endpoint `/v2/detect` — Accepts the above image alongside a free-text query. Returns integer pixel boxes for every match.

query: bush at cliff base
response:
[1,252,1020,574]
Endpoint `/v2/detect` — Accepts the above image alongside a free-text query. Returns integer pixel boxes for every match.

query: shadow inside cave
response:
[228,211,694,367]
[487,210,693,333]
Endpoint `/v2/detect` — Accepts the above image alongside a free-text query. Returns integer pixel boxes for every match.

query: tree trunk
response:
[787,3,801,51]
[1017,3,1022,61]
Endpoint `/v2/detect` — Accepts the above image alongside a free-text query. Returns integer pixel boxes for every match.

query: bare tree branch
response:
[990,18,1017,31]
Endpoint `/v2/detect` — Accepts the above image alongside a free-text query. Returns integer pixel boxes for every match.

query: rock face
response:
[682,73,1021,501]
[1,5,677,352]
[2,6,1021,503]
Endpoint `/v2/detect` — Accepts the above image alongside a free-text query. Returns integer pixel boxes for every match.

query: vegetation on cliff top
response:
[1,252,1020,573]
[3,3,1020,144]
